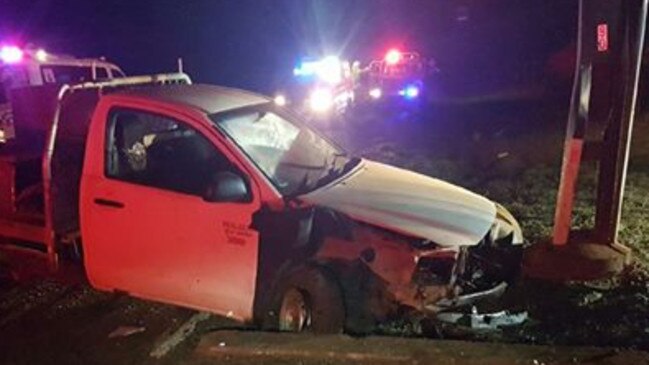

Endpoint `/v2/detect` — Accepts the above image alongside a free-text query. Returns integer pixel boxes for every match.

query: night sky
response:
[0,0,576,95]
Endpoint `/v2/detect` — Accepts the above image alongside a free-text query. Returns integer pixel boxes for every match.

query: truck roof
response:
[114,84,271,115]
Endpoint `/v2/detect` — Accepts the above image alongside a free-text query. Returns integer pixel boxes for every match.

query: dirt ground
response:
[1,99,648,363]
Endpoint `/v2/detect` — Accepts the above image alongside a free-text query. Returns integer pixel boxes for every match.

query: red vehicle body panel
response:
[80,96,267,321]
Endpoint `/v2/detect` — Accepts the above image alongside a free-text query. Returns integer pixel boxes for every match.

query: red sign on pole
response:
[597,23,609,52]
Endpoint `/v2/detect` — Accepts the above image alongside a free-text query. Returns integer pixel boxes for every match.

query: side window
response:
[109,68,126,78]
[42,68,56,83]
[105,108,242,197]
[95,67,109,80]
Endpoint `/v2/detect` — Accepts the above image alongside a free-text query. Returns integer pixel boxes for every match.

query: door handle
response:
[93,198,125,209]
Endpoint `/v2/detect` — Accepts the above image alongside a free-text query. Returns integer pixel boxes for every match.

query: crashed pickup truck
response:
[0,73,523,333]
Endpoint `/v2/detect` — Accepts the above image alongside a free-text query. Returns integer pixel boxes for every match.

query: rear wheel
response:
[268,266,345,333]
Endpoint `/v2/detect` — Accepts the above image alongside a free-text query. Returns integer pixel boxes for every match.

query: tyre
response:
[266,266,345,334]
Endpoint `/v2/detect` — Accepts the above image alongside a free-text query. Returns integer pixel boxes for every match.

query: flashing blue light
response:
[404,85,420,99]
[399,85,420,99]
[293,60,320,77]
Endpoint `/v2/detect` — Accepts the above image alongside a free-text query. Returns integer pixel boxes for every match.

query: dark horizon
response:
[1,0,576,95]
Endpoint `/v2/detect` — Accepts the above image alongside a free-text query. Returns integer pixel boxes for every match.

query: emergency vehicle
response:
[0,45,125,142]
[288,56,357,115]
[360,49,428,103]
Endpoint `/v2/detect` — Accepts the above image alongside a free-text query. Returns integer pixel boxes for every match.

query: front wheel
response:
[267,266,345,333]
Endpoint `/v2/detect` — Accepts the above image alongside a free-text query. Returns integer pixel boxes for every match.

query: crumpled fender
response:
[301,159,499,247]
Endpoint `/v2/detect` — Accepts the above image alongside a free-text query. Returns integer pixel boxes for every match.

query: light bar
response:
[0,45,23,64]
[35,48,48,62]
[293,60,320,77]
[294,56,343,85]
[317,56,342,84]
[385,49,402,65]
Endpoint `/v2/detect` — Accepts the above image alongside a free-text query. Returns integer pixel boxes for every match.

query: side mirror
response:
[203,171,250,203]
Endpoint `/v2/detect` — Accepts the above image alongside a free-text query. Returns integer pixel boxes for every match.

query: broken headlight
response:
[489,204,524,245]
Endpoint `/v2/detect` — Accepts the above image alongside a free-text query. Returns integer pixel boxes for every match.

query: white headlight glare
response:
[317,56,342,85]
[310,88,334,112]
[274,94,287,106]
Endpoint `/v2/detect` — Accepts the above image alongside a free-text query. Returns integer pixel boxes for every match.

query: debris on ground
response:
[576,291,603,307]
[108,325,146,338]
[149,311,211,359]
[436,306,528,331]
[497,151,510,159]
[469,308,528,330]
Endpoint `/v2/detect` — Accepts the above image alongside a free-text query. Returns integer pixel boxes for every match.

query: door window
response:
[40,65,93,83]
[105,108,241,197]
[95,67,109,80]
[110,68,126,78]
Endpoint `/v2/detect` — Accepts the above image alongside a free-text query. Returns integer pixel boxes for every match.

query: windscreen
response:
[212,108,356,196]
[41,65,93,84]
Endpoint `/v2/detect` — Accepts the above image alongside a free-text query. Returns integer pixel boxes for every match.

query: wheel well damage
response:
[250,204,461,331]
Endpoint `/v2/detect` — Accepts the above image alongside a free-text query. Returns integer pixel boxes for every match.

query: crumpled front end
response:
[314,205,525,324]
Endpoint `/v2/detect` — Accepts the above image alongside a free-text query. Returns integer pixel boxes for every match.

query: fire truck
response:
[359,49,429,104]
[0,45,125,142]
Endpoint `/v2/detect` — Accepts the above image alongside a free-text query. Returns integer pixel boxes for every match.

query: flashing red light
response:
[0,45,23,64]
[385,49,402,65]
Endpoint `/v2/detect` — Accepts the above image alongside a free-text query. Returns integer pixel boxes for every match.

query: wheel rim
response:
[279,288,311,332]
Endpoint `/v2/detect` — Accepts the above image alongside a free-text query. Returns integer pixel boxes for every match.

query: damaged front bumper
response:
[313,203,525,326]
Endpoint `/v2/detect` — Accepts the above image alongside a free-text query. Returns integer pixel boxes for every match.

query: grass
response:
[348,110,649,349]
[357,116,649,267]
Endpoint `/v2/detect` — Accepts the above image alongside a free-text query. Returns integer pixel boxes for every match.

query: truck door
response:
[81,106,260,321]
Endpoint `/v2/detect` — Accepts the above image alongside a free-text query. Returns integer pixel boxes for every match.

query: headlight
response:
[274,94,287,106]
[369,88,382,99]
[489,204,524,245]
[399,85,420,99]
[309,88,334,112]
